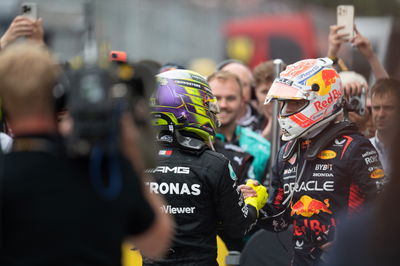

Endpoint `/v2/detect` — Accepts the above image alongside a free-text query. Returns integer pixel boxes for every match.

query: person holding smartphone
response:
[327,25,388,81]
[328,5,388,80]
[327,6,390,141]
[0,15,44,50]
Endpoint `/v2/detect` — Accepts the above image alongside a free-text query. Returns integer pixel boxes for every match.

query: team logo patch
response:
[291,195,332,217]
[159,150,173,157]
[317,150,336,160]
[370,168,384,179]
[334,138,347,145]
[228,163,237,181]
[295,240,304,249]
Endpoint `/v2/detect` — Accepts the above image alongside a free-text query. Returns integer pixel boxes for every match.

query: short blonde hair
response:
[0,41,59,117]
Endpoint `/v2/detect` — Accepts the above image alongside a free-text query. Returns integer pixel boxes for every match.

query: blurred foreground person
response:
[325,85,400,266]
[0,41,172,266]
[252,58,384,265]
[0,15,46,151]
[144,69,266,265]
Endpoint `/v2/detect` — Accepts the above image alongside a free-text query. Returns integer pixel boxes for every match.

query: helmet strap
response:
[303,122,330,140]
[208,135,215,151]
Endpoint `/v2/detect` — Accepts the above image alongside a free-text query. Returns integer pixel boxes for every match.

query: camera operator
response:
[0,41,172,266]
[0,15,45,151]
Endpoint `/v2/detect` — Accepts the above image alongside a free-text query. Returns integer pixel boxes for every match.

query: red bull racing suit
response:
[258,122,385,266]
[143,134,258,266]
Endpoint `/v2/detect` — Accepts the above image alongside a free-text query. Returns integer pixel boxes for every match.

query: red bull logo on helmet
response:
[313,89,342,112]
[322,69,339,88]
[305,69,339,96]
[291,195,332,217]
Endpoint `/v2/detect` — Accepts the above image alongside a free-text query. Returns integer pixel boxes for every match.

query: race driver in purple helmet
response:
[142,69,267,266]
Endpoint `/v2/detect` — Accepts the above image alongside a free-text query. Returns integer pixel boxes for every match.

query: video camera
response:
[56,58,158,200]
[64,59,157,164]
[66,63,126,156]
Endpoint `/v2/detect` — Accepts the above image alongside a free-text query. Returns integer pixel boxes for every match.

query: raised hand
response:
[327,25,349,58]
[0,16,44,49]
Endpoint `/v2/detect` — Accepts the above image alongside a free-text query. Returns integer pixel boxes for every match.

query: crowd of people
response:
[0,11,399,266]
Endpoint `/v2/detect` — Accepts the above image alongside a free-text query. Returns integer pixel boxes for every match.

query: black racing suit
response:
[258,122,385,266]
[143,134,257,266]
[214,139,255,251]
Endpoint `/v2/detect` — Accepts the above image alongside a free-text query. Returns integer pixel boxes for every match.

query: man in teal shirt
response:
[208,70,271,183]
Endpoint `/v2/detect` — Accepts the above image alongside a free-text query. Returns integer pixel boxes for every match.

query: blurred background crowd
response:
[0,1,399,266]
[0,0,399,80]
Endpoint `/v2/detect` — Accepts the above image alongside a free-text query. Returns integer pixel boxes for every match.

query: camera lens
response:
[350,96,360,108]
[23,6,31,13]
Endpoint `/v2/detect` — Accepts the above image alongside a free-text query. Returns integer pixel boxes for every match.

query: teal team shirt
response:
[216,125,271,183]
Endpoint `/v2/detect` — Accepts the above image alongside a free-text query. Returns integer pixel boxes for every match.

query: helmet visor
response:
[207,98,220,114]
[264,78,305,104]
[280,99,309,117]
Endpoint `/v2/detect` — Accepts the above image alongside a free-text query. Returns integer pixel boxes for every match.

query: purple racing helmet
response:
[150,69,220,142]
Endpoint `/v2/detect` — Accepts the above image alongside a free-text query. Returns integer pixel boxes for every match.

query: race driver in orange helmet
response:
[254,58,385,265]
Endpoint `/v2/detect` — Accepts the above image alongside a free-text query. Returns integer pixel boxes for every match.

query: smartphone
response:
[337,5,354,40]
[21,2,38,20]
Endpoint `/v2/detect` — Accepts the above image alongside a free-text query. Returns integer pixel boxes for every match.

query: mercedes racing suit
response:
[214,139,255,251]
[143,134,257,266]
[258,123,385,266]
